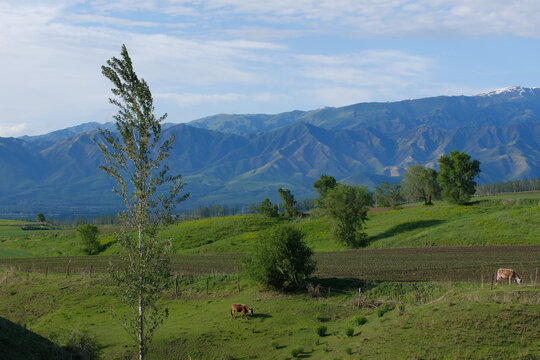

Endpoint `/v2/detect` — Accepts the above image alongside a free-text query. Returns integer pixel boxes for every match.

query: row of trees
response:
[377,151,481,207]
[475,177,540,196]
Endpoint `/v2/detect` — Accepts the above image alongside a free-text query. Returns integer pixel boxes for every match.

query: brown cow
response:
[231,303,253,319]
[496,268,522,285]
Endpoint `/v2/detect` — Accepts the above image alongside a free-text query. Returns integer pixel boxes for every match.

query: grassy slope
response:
[0,274,538,359]
[0,193,538,257]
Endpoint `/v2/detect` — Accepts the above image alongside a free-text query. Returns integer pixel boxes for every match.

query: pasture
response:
[0,273,539,359]
[0,193,538,258]
[0,192,539,358]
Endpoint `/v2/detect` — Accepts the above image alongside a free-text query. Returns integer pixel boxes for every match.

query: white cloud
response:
[153,0,540,38]
[157,92,246,106]
[0,123,29,137]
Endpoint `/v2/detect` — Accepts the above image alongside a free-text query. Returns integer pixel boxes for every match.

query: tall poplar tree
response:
[96,44,189,360]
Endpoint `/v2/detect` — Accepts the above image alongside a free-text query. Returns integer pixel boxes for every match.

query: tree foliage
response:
[244,225,315,291]
[313,174,337,207]
[438,150,481,205]
[324,184,374,247]
[36,213,46,223]
[96,44,188,360]
[402,164,440,205]
[278,188,298,217]
[77,224,100,255]
[375,182,404,209]
[254,198,279,218]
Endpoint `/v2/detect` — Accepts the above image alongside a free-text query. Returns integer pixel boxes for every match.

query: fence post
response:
[490,273,494,290]
[237,276,240,292]
[26,269,29,281]
[206,277,209,295]
[175,275,179,299]
[90,264,93,277]
[481,273,484,288]
[66,259,71,277]
[357,287,362,308]
[535,267,538,289]
[45,265,48,278]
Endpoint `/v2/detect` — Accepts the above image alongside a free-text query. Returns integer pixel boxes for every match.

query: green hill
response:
[0,193,538,258]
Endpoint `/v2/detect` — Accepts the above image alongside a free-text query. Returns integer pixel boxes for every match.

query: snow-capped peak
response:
[478,86,538,97]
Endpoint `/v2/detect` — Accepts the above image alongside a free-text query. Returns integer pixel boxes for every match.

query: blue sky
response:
[1,0,539,136]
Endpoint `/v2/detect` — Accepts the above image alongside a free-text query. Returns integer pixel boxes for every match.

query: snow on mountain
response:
[479,86,538,97]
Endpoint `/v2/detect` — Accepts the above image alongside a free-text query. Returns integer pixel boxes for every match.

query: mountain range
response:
[1,86,539,217]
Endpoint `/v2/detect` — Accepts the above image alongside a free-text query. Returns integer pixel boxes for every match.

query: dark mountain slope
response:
[1,87,539,215]
[189,87,540,135]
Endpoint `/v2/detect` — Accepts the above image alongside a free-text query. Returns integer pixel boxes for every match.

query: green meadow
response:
[0,192,539,359]
[1,273,539,359]
[0,193,538,257]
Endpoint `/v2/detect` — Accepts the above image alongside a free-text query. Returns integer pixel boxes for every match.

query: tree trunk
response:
[138,224,145,360]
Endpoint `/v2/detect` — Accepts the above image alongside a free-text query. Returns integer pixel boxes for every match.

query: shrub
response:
[345,347,353,355]
[376,303,395,317]
[345,327,354,337]
[244,225,315,291]
[290,346,303,358]
[315,324,327,337]
[270,340,279,349]
[64,328,102,360]
[352,315,367,326]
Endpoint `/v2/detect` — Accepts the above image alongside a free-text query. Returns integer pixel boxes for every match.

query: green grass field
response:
[1,273,538,359]
[0,192,539,359]
[0,193,538,258]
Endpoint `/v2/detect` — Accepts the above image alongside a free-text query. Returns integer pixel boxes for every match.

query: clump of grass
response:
[290,346,304,358]
[315,312,326,322]
[345,347,353,355]
[376,303,395,317]
[315,324,328,337]
[352,315,367,326]
[345,327,354,337]
[397,303,406,315]
[270,340,279,349]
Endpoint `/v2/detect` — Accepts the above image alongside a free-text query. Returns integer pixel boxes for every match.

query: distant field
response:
[2,245,539,283]
[0,192,538,258]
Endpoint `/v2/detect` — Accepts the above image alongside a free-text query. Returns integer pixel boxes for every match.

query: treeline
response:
[475,178,540,196]
[47,214,118,227]
[177,199,316,220]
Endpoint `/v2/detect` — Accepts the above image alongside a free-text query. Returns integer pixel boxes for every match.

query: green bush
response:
[345,347,353,355]
[64,328,102,360]
[290,346,304,358]
[376,303,395,317]
[270,340,279,349]
[352,315,367,326]
[315,324,327,337]
[243,225,315,291]
[345,327,354,337]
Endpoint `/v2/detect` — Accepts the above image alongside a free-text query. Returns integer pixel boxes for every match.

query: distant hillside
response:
[189,86,540,135]
[1,87,539,216]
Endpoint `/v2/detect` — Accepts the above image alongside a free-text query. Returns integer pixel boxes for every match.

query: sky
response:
[0,0,539,137]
